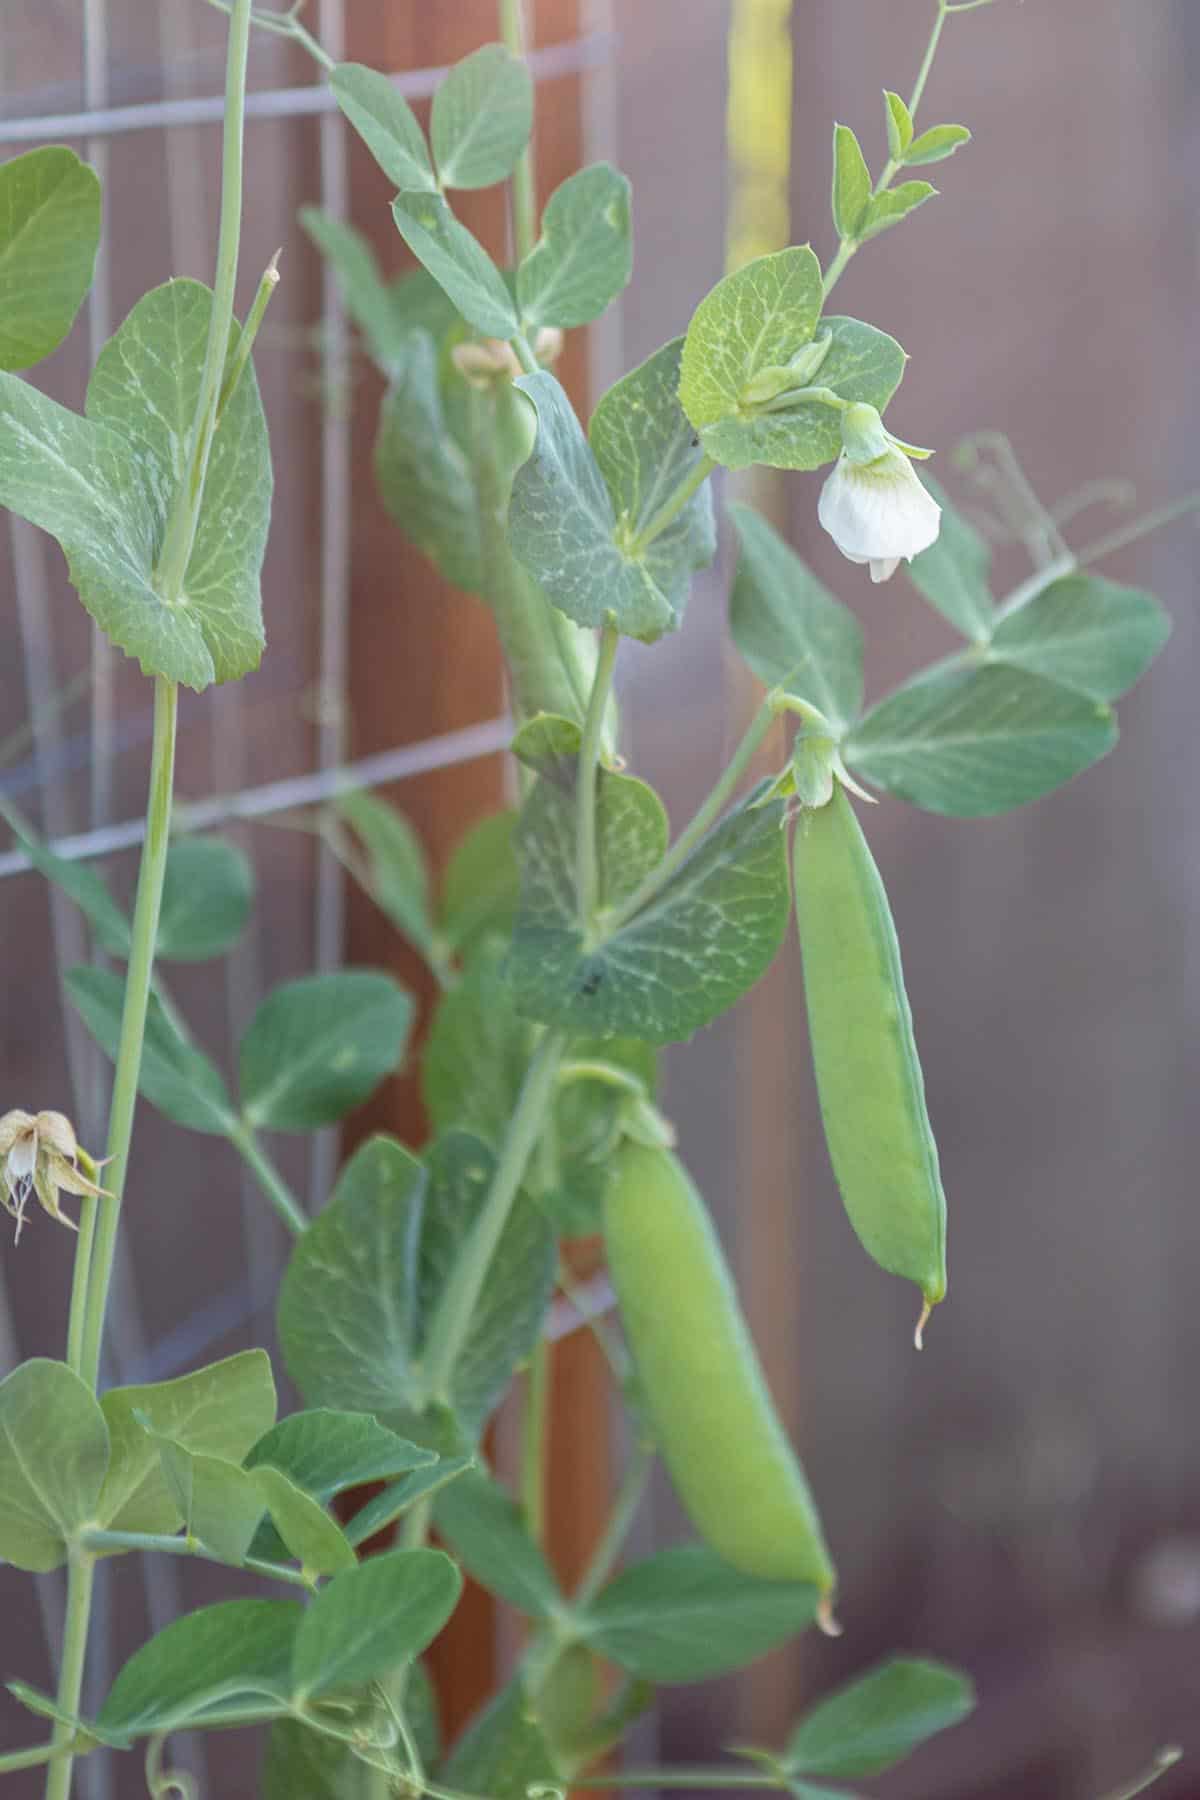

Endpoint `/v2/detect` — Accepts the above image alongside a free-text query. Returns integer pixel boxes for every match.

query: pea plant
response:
[0,1,1187,1796]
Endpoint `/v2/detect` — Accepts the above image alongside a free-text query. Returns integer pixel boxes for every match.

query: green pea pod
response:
[604,1142,836,1610]
[792,785,947,1337]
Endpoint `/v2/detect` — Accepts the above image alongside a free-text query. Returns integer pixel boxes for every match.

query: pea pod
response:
[792,785,947,1335]
[604,1142,836,1604]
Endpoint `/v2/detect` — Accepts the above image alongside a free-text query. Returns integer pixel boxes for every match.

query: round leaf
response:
[291,1548,461,1697]
[157,836,253,961]
[0,1359,110,1571]
[0,146,101,370]
[240,970,413,1132]
[432,44,533,190]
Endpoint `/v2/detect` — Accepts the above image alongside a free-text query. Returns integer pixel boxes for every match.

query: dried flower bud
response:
[0,1109,112,1243]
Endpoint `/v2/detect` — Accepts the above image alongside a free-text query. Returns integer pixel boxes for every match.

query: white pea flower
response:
[818,402,941,583]
[0,1109,111,1243]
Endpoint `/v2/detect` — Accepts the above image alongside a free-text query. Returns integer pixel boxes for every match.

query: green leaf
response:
[728,501,863,728]
[374,331,485,593]
[292,1547,461,1697]
[98,1350,276,1535]
[508,370,677,640]
[832,125,872,238]
[0,146,101,370]
[510,776,790,1044]
[699,314,907,473]
[583,1546,818,1683]
[301,208,409,372]
[883,91,913,160]
[989,572,1171,701]
[904,124,971,166]
[344,1454,474,1549]
[6,820,130,956]
[518,162,632,329]
[439,811,520,953]
[589,335,717,621]
[392,192,518,339]
[153,1437,265,1562]
[263,1718,372,1799]
[419,1132,556,1439]
[67,964,237,1136]
[432,44,533,190]
[433,1467,563,1617]
[859,180,937,240]
[251,1464,357,1575]
[905,476,994,640]
[330,63,436,193]
[85,278,270,686]
[782,1656,975,1779]
[679,246,824,439]
[336,789,436,962]
[278,1136,426,1420]
[440,1680,559,1800]
[0,1359,110,1571]
[240,970,413,1132]
[845,663,1118,816]
[422,939,530,1147]
[157,836,253,961]
[98,1600,300,1738]
[246,1409,435,1500]
[5,1680,128,1751]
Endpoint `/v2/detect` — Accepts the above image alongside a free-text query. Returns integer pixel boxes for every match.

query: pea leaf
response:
[439,810,520,953]
[905,476,994,639]
[433,1467,564,1618]
[156,836,253,961]
[845,663,1118,816]
[680,248,823,433]
[152,1438,266,1563]
[251,1465,357,1575]
[582,1545,818,1683]
[292,1548,461,1697]
[344,1454,474,1549]
[0,146,101,370]
[432,44,533,190]
[782,1656,975,1779]
[832,125,872,238]
[440,1680,559,1800]
[0,1359,110,1571]
[728,501,863,729]
[301,207,410,372]
[7,821,131,957]
[98,1350,277,1535]
[67,965,237,1136]
[518,163,632,329]
[507,370,677,640]
[336,789,437,964]
[904,124,971,166]
[5,1682,127,1751]
[419,1132,556,1440]
[859,180,936,241]
[392,192,518,338]
[263,1719,371,1799]
[988,572,1170,700]
[510,768,790,1044]
[374,330,485,592]
[883,91,913,160]
[278,1137,426,1421]
[239,970,413,1132]
[98,1600,301,1738]
[330,63,436,193]
[246,1409,434,1500]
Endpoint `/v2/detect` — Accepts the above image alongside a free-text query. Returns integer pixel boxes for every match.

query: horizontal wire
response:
[0,714,513,878]
[0,29,613,144]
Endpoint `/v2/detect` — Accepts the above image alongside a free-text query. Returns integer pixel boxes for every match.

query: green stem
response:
[1076,490,1200,567]
[573,1446,652,1607]
[43,1555,95,1800]
[423,1030,568,1402]
[201,0,334,67]
[555,1257,629,1384]
[499,0,538,264]
[576,625,620,929]
[521,1337,550,1546]
[575,1771,784,1791]
[155,0,252,603]
[0,1744,83,1777]
[230,1121,308,1235]
[632,454,716,555]
[79,1530,315,1590]
[216,250,281,423]
[77,680,178,1391]
[606,694,778,931]
[1097,1749,1182,1800]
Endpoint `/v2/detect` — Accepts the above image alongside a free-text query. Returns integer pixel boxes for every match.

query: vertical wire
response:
[309,0,351,1211]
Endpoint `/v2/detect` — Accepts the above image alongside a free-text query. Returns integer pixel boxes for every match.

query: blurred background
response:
[1,1,1198,1796]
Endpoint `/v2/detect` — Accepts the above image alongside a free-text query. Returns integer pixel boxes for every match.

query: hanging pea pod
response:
[604,1142,836,1612]
[792,785,947,1338]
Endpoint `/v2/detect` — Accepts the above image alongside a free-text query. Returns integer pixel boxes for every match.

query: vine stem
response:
[576,624,619,929]
[229,1121,308,1235]
[0,1744,82,1777]
[521,1337,550,1545]
[80,1530,315,1590]
[43,1555,95,1800]
[575,1770,783,1790]
[573,1446,652,1607]
[499,0,538,263]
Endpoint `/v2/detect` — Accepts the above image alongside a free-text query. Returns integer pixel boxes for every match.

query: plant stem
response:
[632,454,716,555]
[423,1029,568,1402]
[520,1337,550,1545]
[576,624,619,929]
[230,1121,308,1234]
[1076,490,1200,567]
[201,0,334,68]
[79,1530,315,1590]
[573,1446,652,1607]
[43,1554,95,1800]
[499,0,538,264]
[575,1771,784,1790]
[606,694,778,931]
[1097,1748,1182,1800]
[216,250,281,423]
[0,1745,82,1777]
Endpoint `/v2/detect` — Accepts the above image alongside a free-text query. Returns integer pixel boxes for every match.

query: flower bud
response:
[818,440,941,583]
